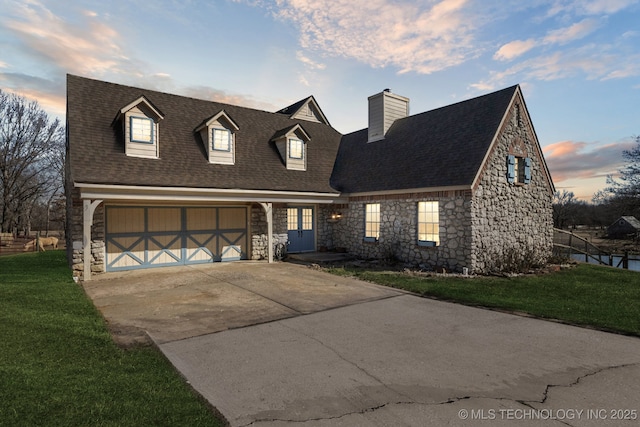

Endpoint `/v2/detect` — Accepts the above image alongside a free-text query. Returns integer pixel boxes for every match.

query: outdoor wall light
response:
[327,212,342,222]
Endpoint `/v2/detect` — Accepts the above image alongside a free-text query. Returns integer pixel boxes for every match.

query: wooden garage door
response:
[105,206,247,272]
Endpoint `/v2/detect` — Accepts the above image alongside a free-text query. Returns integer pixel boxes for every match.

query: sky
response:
[1,0,639,201]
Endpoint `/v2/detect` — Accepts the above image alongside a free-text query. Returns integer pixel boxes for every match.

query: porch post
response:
[259,202,273,263]
[82,199,103,281]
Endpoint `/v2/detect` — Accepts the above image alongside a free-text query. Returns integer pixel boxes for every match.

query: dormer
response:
[195,110,239,165]
[368,89,409,143]
[276,96,330,125]
[271,124,310,171]
[114,96,164,158]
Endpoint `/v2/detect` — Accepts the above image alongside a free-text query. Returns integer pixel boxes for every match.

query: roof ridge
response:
[67,73,284,118]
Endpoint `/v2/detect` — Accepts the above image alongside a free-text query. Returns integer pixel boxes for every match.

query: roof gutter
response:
[75,182,343,204]
[341,185,472,198]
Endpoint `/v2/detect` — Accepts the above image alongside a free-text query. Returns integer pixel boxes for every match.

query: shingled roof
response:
[330,85,519,193]
[67,75,341,194]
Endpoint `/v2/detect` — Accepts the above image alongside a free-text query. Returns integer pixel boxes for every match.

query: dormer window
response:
[195,110,239,165]
[213,128,231,152]
[288,138,304,159]
[130,116,153,143]
[271,124,310,171]
[114,96,164,159]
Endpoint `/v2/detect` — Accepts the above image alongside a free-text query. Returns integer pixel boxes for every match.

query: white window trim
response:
[417,201,439,246]
[364,203,380,242]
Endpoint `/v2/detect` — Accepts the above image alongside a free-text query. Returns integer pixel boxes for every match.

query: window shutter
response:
[524,157,532,184]
[507,155,515,183]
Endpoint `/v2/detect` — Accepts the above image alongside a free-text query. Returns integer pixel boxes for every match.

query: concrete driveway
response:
[85,262,640,426]
[84,261,402,345]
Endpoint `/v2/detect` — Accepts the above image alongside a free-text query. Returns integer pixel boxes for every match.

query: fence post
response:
[623,251,629,269]
[585,239,588,263]
[36,231,40,252]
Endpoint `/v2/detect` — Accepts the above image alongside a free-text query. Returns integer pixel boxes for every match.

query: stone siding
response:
[250,204,289,260]
[470,101,553,273]
[67,187,105,280]
[320,192,473,272]
[317,100,553,274]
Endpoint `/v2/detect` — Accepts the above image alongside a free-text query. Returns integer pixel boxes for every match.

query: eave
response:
[340,185,473,198]
[75,182,342,204]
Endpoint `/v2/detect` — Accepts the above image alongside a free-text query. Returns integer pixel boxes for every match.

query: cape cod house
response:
[66,75,554,280]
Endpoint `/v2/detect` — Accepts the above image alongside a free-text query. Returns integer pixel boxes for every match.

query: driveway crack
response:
[518,362,640,406]
[238,401,415,426]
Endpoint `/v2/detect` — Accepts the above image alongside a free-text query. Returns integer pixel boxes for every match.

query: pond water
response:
[569,253,640,272]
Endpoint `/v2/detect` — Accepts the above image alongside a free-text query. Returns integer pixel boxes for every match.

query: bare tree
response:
[553,190,577,229]
[0,90,65,234]
[603,135,640,217]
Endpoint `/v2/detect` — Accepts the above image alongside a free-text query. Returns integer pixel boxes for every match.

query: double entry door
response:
[287,206,314,253]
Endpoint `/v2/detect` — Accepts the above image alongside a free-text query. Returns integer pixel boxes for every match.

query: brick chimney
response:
[367,89,409,143]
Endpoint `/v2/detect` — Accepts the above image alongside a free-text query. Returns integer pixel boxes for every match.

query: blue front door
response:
[287,207,314,253]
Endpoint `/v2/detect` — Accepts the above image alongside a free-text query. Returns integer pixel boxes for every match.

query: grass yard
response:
[328,264,640,336]
[0,251,226,427]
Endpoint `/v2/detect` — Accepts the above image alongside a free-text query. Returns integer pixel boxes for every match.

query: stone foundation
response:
[71,240,105,280]
[251,233,289,260]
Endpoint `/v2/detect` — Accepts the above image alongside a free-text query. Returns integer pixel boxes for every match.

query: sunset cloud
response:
[266,0,478,74]
[543,139,635,183]
[542,18,601,44]
[494,18,601,63]
[548,0,640,16]
[475,42,636,90]
[493,39,537,61]
[3,1,133,76]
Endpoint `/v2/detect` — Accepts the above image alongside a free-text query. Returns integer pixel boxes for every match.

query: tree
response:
[553,190,577,229]
[603,135,640,218]
[0,90,65,233]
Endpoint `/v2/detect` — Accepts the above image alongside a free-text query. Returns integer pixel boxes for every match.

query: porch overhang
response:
[75,183,343,281]
[75,183,342,204]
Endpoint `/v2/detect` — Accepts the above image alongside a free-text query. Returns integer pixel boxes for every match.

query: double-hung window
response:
[130,116,153,143]
[212,128,231,151]
[418,201,439,246]
[289,138,304,159]
[364,203,380,242]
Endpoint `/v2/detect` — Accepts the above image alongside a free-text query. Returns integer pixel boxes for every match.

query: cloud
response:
[179,85,277,111]
[296,51,326,70]
[264,0,478,74]
[542,18,601,44]
[0,72,66,118]
[494,18,601,62]
[3,0,133,76]
[476,43,638,90]
[547,0,639,17]
[483,1,638,90]
[543,139,636,183]
[494,39,537,61]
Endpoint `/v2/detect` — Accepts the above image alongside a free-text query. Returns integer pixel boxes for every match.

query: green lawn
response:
[328,264,640,335]
[0,251,226,427]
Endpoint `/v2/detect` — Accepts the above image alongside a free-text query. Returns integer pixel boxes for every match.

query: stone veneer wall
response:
[470,101,553,273]
[67,186,106,280]
[250,204,289,260]
[320,192,473,272]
